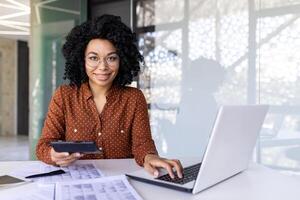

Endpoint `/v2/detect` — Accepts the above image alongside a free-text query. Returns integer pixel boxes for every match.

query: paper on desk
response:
[9,162,41,180]
[55,175,143,200]
[10,161,104,185]
[38,161,104,185]
[9,185,54,200]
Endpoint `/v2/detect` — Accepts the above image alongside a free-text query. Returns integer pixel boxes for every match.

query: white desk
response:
[0,159,300,200]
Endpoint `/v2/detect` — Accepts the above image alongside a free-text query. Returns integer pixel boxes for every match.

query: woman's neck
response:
[88,80,112,99]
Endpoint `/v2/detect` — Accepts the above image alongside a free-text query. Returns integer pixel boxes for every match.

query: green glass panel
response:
[29,0,87,159]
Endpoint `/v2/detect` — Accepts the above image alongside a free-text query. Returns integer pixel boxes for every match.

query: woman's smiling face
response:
[85,39,120,88]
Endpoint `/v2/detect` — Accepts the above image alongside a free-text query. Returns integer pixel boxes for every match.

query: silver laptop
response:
[126,105,269,194]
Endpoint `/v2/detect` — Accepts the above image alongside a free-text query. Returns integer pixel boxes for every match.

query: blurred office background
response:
[0,0,299,176]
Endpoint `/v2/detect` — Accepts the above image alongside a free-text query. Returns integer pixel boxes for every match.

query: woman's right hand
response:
[50,147,83,167]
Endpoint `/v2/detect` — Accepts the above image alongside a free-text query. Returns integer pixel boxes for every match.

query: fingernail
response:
[75,153,81,157]
[154,171,159,177]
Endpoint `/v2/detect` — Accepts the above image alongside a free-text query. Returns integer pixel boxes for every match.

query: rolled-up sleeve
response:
[131,91,158,166]
[36,86,65,165]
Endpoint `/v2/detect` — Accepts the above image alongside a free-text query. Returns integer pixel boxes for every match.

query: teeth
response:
[94,74,110,81]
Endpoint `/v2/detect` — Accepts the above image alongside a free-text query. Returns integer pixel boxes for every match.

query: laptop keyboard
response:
[156,163,201,185]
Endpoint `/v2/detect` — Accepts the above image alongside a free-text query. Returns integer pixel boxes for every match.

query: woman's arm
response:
[131,90,158,166]
[131,90,183,178]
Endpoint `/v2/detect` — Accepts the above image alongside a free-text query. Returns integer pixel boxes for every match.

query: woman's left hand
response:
[143,154,183,179]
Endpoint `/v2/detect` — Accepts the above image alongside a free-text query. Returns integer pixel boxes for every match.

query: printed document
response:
[38,161,104,184]
[55,175,143,200]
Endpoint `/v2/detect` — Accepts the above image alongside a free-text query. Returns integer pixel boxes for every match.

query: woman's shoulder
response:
[119,86,147,102]
[121,86,144,96]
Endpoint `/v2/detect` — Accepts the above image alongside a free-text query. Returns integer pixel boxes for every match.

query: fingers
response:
[50,148,69,161]
[50,148,82,166]
[158,161,176,179]
[56,156,78,167]
[144,155,183,179]
[166,159,183,178]
[148,159,176,179]
[144,162,159,177]
[55,153,82,166]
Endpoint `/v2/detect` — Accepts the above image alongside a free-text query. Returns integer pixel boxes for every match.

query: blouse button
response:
[98,132,102,136]
[120,130,124,133]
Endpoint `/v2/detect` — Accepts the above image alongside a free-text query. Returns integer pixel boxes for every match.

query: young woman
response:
[36,14,182,179]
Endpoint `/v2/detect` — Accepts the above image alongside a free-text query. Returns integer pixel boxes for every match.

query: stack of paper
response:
[7,161,143,200]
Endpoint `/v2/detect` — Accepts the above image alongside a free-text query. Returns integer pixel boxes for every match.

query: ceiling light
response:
[0,31,29,35]
[5,0,30,11]
[0,20,30,26]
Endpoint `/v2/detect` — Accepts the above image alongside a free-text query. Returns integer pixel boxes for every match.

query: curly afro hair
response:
[62,14,144,87]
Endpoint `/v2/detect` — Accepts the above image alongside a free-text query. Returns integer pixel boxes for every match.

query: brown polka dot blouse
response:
[36,82,158,166]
